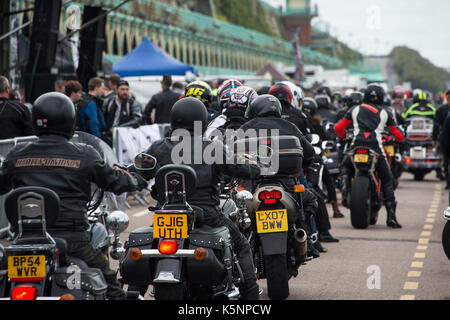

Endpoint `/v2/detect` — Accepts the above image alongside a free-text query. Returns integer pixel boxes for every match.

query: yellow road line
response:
[400,183,443,300]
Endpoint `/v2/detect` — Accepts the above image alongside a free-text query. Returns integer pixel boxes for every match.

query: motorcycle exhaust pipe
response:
[293,228,307,263]
[395,154,402,163]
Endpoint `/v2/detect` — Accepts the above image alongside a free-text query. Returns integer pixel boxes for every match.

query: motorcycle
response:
[0,186,109,300]
[403,116,441,181]
[243,135,308,300]
[119,153,244,300]
[0,132,134,300]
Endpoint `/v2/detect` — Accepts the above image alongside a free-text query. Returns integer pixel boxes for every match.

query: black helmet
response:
[315,85,332,98]
[363,84,385,105]
[303,97,318,115]
[348,91,364,108]
[245,94,282,120]
[170,97,208,133]
[32,92,76,139]
[315,94,331,109]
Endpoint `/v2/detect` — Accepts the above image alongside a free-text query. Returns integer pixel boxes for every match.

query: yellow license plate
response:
[385,145,395,156]
[8,255,46,280]
[354,154,369,163]
[153,214,188,239]
[256,209,288,234]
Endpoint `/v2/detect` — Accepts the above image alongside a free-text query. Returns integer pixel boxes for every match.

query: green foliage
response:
[391,46,450,93]
[213,0,275,36]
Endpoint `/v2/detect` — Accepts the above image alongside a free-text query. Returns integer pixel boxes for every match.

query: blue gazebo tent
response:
[113,37,197,77]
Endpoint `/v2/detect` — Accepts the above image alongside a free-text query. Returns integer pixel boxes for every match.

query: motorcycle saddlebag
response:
[119,226,154,286]
[50,267,107,300]
[187,226,229,286]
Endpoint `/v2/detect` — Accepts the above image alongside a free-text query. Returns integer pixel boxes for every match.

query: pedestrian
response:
[54,79,65,93]
[0,75,34,139]
[433,89,450,186]
[103,80,142,132]
[77,77,107,139]
[103,74,121,107]
[143,74,180,124]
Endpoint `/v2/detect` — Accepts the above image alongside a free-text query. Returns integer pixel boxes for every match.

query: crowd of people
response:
[1,70,450,300]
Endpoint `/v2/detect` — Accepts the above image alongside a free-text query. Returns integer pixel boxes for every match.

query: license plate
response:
[8,255,46,281]
[153,214,188,239]
[354,154,369,163]
[256,209,288,234]
[411,148,426,158]
[412,120,424,130]
[385,145,395,157]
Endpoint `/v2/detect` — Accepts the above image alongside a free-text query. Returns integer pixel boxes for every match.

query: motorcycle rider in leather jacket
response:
[138,97,261,300]
[0,92,148,299]
[335,84,405,228]
[239,95,328,255]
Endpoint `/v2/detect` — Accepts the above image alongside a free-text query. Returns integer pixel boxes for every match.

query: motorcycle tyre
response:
[442,221,450,261]
[350,176,371,229]
[264,254,289,300]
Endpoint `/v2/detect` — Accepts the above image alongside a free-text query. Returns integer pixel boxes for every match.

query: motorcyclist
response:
[402,89,436,120]
[239,95,326,256]
[334,84,405,228]
[183,80,217,118]
[0,92,148,299]
[315,94,338,124]
[138,97,261,300]
[217,79,243,110]
[206,85,257,137]
[268,82,313,135]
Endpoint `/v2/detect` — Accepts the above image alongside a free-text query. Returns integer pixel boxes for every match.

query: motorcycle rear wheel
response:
[264,254,289,300]
[350,176,371,229]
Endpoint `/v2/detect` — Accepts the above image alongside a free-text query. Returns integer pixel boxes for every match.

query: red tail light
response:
[355,149,368,154]
[159,240,179,255]
[258,190,282,204]
[11,285,38,300]
[405,157,412,164]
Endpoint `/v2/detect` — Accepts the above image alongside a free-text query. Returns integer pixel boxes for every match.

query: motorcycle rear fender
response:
[248,185,298,219]
[154,258,182,284]
[258,232,288,255]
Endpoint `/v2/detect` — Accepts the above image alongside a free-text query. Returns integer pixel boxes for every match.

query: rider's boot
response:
[331,200,344,218]
[385,201,402,229]
[341,174,350,208]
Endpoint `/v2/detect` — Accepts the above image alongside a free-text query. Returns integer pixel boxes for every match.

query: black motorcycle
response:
[242,136,308,300]
[119,154,243,300]
[0,187,108,300]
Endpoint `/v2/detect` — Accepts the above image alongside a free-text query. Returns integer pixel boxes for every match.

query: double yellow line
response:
[400,183,442,300]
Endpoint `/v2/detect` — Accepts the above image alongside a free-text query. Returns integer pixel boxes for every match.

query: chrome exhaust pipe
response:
[395,153,402,163]
[293,228,307,263]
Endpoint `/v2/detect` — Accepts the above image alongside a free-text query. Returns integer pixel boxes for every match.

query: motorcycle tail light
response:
[355,149,368,154]
[258,190,282,204]
[405,157,412,164]
[11,285,38,300]
[159,240,179,255]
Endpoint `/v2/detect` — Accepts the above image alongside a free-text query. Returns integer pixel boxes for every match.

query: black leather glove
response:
[131,172,148,191]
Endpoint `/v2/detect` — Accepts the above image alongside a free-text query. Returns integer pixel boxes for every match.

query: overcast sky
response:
[262,0,450,69]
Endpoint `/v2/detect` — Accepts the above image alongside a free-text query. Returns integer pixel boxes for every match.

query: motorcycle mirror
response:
[236,190,253,201]
[314,147,322,155]
[106,210,130,234]
[134,153,157,171]
[309,134,320,145]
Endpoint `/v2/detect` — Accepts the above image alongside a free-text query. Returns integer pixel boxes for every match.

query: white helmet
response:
[281,81,304,110]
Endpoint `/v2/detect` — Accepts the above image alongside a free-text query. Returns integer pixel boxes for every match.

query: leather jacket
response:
[0,134,140,242]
